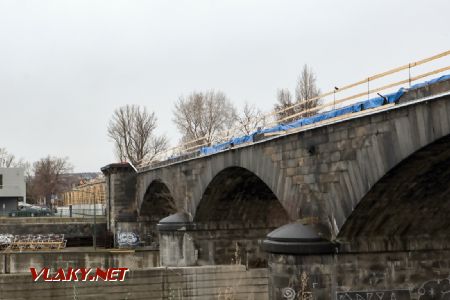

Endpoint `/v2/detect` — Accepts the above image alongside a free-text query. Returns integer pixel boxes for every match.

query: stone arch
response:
[139,179,177,221]
[194,166,289,228]
[337,134,450,251]
[192,166,290,266]
[324,96,450,238]
[188,146,300,222]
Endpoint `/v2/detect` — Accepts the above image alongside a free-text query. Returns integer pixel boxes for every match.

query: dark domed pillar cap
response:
[262,223,337,254]
[157,212,194,231]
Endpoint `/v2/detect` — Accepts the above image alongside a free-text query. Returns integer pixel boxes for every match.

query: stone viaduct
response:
[102,79,450,269]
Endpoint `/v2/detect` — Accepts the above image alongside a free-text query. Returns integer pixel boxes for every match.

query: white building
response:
[0,168,26,215]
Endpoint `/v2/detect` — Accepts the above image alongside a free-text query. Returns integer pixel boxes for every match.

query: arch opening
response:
[338,134,450,251]
[132,180,177,248]
[140,180,177,222]
[193,167,290,267]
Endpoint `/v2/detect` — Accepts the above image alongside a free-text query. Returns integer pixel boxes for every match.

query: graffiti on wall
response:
[117,232,140,246]
[336,290,411,300]
[281,272,314,300]
[417,278,450,300]
[0,234,14,249]
[336,278,450,300]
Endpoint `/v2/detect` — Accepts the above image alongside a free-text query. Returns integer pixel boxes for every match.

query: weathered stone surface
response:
[0,265,268,300]
[267,249,450,300]
[0,249,159,274]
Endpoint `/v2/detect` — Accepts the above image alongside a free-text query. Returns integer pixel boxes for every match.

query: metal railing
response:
[1,207,106,218]
[137,50,450,170]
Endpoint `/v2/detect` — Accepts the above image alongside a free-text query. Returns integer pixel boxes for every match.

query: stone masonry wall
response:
[137,83,450,242]
[268,249,450,300]
[0,265,268,300]
[0,249,159,274]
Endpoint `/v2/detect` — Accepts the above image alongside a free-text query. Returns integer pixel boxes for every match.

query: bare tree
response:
[0,148,27,168]
[173,90,237,147]
[28,156,73,204]
[274,88,296,121]
[236,102,266,135]
[274,65,321,122]
[108,105,168,165]
[295,64,321,116]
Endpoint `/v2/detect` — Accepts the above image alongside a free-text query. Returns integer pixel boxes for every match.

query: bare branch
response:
[28,156,73,203]
[274,64,321,122]
[173,90,237,147]
[0,148,27,168]
[236,102,266,135]
[108,105,167,165]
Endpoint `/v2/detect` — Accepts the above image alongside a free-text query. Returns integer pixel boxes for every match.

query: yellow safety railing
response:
[137,50,450,169]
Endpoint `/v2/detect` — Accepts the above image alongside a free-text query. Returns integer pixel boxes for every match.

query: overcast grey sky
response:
[1,0,449,172]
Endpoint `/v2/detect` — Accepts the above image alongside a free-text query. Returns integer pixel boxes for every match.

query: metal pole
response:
[333,90,336,110]
[93,193,97,251]
[408,63,411,87]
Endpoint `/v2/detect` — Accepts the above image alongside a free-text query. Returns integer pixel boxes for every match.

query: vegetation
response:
[108,104,168,165]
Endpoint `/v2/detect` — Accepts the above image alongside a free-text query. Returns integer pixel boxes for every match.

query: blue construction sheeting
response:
[200,141,232,155]
[410,74,450,90]
[198,73,449,156]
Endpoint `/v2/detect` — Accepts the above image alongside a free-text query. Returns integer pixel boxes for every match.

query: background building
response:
[0,167,26,215]
[61,177,106,206]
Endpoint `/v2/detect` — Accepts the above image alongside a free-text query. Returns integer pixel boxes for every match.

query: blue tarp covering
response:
[230,135,253,145]
[410,74,450,90]
[198,73,449,156]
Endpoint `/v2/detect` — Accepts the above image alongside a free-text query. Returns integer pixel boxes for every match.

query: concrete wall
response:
[0,217,107,244]
[0,265,268,300]
[0,249,159,274]
[267,248,450,300]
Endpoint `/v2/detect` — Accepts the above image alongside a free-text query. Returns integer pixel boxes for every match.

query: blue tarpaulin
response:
[410,74,450,90]
[198,73,449,156]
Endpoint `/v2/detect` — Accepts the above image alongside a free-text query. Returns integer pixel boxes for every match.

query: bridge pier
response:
[157,212,197,266]
[101,163,141,248]
[263,224,450,300]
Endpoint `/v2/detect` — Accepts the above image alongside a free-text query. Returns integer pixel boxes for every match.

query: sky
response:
[0,0,449,172]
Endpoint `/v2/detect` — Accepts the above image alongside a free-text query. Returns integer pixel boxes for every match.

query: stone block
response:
[295,149,306,158]
[319,173,340,183]
[330,151,341,162]
[342,149,357,160]
[286,159,297,168]
[264,147,276,155]
[286,168,296,176]
[319,164,329,173]
[293,175,304,184]
[271,153,282,162]
[304,174,316,184]
[330,161,348,172]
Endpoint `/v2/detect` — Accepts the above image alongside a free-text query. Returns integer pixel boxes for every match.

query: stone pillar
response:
[157,212,197,267]
[262,223,337,300]
[101,162,137,247]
